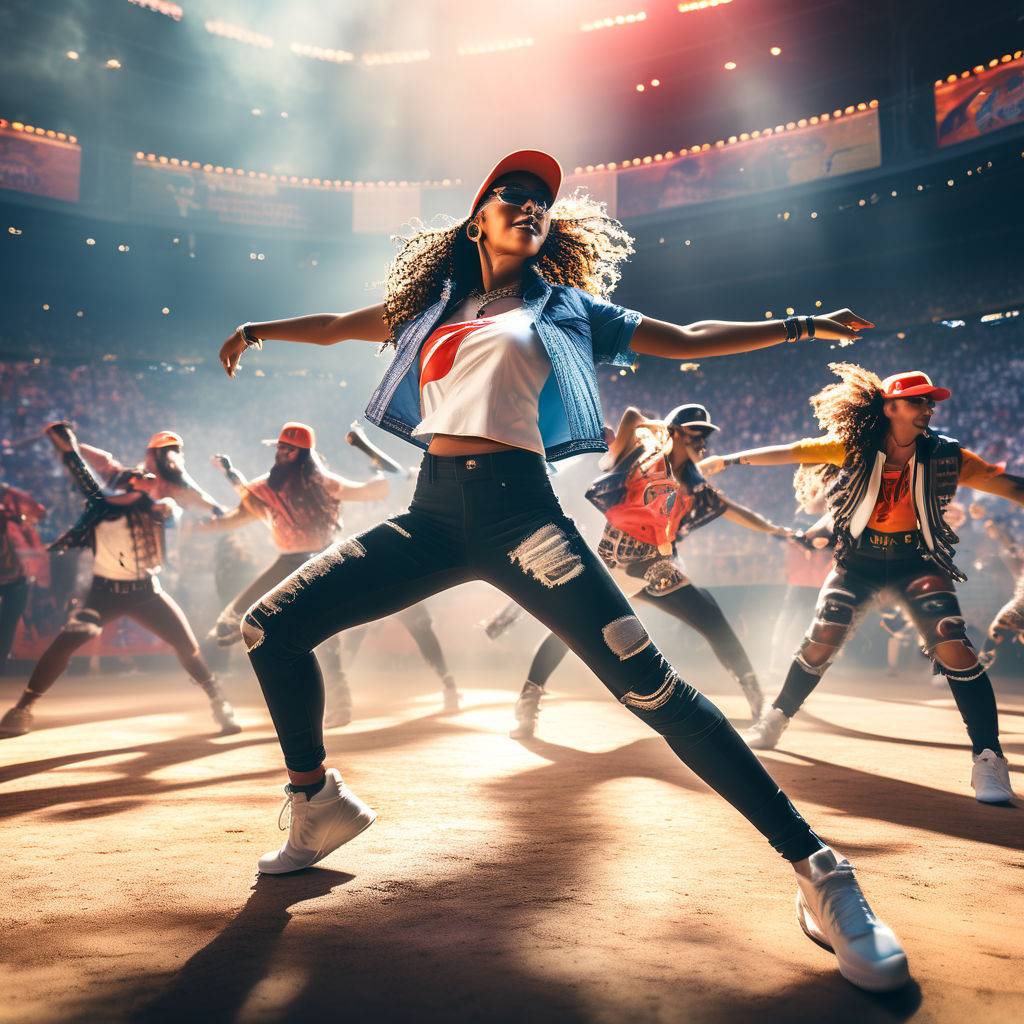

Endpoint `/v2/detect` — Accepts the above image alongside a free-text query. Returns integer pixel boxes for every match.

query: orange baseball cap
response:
[274,422,316,449]
[146,430,184,449]
[881,371,951,402]
[469,150,562,216]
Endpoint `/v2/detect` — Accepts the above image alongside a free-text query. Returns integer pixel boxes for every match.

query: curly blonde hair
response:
[794,362,887,512]
[381,189,635,342]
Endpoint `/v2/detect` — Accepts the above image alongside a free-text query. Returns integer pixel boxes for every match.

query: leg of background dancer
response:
[320,635,353,729]
[481,514,907,992]
[0,598,112,735]
[639,584,764,719]
[0,577,30,669]
[745,567,874,750]
[397,603,460,712]
[510,631,570,738]
[897,570,1014,803]
[242,515,470,874]
[210,555,300,648]
[128,589,241,735]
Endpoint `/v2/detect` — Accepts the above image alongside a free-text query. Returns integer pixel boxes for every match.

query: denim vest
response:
[364,266,641,461]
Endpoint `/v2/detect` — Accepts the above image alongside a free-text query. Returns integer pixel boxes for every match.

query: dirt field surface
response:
[1,663,1022,1024]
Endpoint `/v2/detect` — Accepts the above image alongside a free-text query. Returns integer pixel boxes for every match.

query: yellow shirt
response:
[791,436,1014,498]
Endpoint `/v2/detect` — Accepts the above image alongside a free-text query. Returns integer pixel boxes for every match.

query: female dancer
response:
[702,364,1021,803]
[508,401,805,739]
[217,151,906,991]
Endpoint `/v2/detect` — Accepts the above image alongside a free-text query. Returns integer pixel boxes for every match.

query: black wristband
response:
[783,317,799,342]
[724,455,742,467]
[803,315,815,339]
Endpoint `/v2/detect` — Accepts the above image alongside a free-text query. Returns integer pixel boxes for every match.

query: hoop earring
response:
[466,222,481,241]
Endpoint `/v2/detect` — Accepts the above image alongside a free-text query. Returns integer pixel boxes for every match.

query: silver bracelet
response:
[238,322,263,350]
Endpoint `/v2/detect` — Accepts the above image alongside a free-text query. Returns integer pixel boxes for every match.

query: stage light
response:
[770,46,782,56]
[457,38,534,56]
[677,1,731,12]
[66,50,79,60]
[891,190,898,197]
[636,83,645,92]
[858,198,866,206]
[947,179,955,186]
[896,331,906,339]
[684,239,692,246]
[172,237,179,244]
[42,303,50,311]
[289,42,355,63]
[251,108,262,117]
[106,58,122,70]
[75,309,84,318]
[7,226,22,235]
[161,307,170,315]
[810,211,818,218]
[815,300,823,308]
[280,111,289,119]
[129,0,183,18]
[117,243,130,252]
[786,306,795,315]
[362,49,430,66]
[651,78,660,87]
[723,61,737,71]
[916,184,924,191]
[85,237,96,245]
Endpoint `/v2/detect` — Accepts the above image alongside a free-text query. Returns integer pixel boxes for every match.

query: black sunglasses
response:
[901,395,936,409]
[487,184,552,214]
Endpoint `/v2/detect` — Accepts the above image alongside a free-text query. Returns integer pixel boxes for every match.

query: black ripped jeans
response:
[246,450,824,861]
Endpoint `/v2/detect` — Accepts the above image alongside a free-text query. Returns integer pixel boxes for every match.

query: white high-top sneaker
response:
[510,682,543,739]
[258,768,376,875]
[796,847,909,992]
[971,749,1015,803]
[743,707,790,750]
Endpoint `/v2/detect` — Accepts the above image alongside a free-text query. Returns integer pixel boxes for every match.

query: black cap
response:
[665,403,719,434]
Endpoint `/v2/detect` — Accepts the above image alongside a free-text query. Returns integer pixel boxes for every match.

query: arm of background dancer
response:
[721,499,794,537]
[604,407,645,466]
[699,437,843,476]
[327,474,390,503]
[192,502,257,532]
[77,441,123,481]
[959,451,1024,505]
[628,309,871,359]
[6,485,47,524]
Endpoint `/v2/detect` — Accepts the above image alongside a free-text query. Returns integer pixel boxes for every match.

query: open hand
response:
[219,329,248,378]
[811,308,875,344]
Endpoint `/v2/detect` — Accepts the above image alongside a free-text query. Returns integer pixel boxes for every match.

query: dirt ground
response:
[1,657,1022,1024]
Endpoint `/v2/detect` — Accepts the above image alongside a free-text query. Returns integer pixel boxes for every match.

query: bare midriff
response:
[426,434,523,456]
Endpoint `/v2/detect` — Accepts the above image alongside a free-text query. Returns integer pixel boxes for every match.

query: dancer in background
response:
[201,422,389,726]
[508,403,806,739]
[703,365,1022,803]
[0,480,46,669]
[0,423,238,736]
[216,149,907,992]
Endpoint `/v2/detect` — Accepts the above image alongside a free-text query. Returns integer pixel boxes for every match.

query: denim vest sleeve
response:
[577,290,643,368]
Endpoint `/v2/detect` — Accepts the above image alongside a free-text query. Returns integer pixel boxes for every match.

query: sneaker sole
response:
[796,893,909,993]
[258,800,377,875]
[973,788,1015,804]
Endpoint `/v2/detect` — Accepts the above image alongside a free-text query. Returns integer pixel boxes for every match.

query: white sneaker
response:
[258,768,376,875]
[972,749,1015,803]
[0,705,33,736]
[796,847,909,992]
[743,707,790,750]
[510,682,543,739]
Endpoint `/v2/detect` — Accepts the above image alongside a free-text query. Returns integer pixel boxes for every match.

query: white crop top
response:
[413,308,551,455]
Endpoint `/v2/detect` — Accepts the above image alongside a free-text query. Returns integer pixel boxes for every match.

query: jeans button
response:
[465,459,477,470]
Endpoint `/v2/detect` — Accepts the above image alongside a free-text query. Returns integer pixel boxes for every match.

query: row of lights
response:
[572,100,878,175]
[65,51,122,69]
[581,11,647,32]
[935,51,1022,87]
[457,38,534,56]
[128,0,182,20]
[0,118,77,145]
[134,151,461,190]
[677,1,732,12]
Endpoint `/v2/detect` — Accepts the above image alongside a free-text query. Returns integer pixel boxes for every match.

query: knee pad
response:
[63,607,103,638]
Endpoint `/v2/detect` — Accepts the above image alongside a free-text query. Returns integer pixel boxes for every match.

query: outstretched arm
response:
[629,309,872,360]
[721,498,796,539]
[192,502,259,533]
[211,454,249,497]
[326,474,390,503]
[960,452,1024,507]
[700,436,845,477]
[219,304,388,377]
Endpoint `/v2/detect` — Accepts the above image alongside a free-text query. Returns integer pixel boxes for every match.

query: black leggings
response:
[26,577,215,696]
[775,549,1001,754]
[0,576,29,664]
[244,450,823,862]
[525,584,755,689]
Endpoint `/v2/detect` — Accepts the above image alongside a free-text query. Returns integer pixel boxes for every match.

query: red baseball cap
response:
[880,371,951,402]
[147,430,184,450]
[469,150,562,217]
[263,422,316,449]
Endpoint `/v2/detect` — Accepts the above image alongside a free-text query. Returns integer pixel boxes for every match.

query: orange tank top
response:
[867,464,918,532]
